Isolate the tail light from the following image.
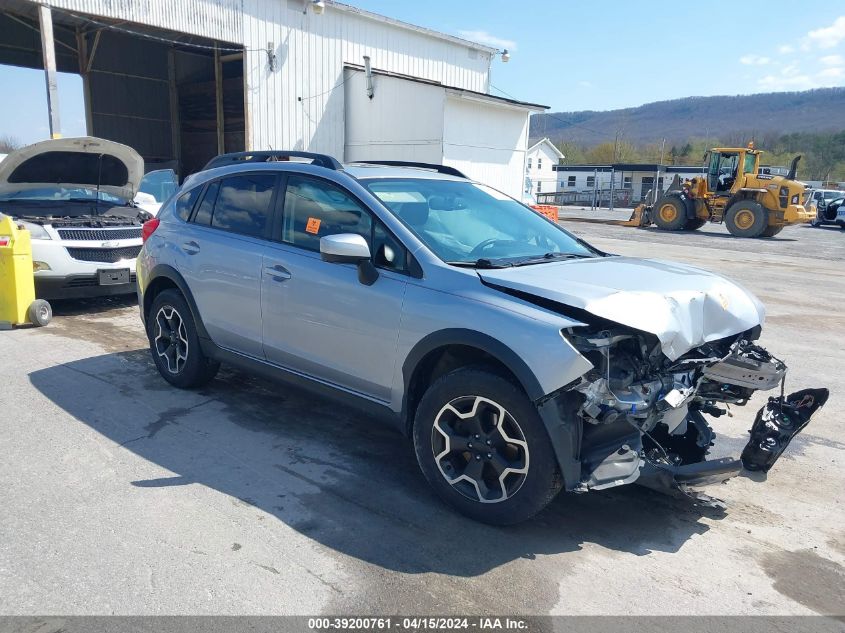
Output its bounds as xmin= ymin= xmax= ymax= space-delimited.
xmin=142 ymin=218 xmax=160 ymax=243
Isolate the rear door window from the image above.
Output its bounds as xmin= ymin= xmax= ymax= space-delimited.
xmin=210 ymin=174 xmax=276 ymax=238
xmin=193 ymin=181 xmax=219 ymax=226
xmin=175 ymin=187 xmax=200 ymax=221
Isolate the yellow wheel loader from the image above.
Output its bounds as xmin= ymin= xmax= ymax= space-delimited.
xmin=625 ymin=144 xmax=814 ymax=237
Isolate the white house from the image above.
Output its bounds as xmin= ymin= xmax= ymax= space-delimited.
xmin=551 ymin=163 xmax=705 ymax=204
xmin=0 ymin=0 xmax=547 ymax=197
xmin=525 ymin=138 xmax=564 ymax=196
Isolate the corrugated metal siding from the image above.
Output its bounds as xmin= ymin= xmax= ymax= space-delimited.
xmin=443 ymin=96 xmax=530 ymax=198
xmin=243 ymin=0 xmax=491 ymax=157
xmin=45 ymin=0 xmax=498 ymax=164
xmin=48 ymin=0 xmax=243 ymax=44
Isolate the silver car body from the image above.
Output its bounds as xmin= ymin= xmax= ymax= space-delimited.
xmin=138 ymin=160 xmax=786 ymax=496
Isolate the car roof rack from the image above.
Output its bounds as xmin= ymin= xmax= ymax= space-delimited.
xmin=354 ymin=160 xmax=467 ymax=179
xmin=203 ymin=151 xmax=343 ymax=172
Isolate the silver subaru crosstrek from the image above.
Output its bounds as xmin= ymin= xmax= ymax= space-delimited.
xmin=137 ymin=151 xmax=826 ymax=524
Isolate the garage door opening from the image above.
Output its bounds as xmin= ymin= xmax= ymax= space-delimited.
xmin=0 ymin=3 xmax=246 ymax=179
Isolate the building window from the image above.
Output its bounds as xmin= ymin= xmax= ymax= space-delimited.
xmin=527 ymin=157 xmax=532 ymax=170
xmin=537 ymin=158 xmax=543 ymax=170
xmin=567 ymin=176 xmax=576 ymax=187
xmin=586 ymin=176 xmax=595 ymax=188
xmin=623 ymin=176 xmax=632 ymax=189
xmin=640 ymin=176 xmax=654 ymax=200
xmin=536 ymin=181 xmax=542 ymax=193
xmin=560 ymin=181 xmax=565 ymax=189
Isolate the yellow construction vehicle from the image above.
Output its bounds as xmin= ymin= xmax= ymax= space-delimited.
xmin=625 ymin=143 xmax=814 ymax=237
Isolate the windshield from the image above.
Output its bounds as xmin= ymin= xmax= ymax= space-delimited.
xmin=365 ymin=178 xmax=594 ymax=266
xmin=0 ymin=186 xmax=126 ymax=204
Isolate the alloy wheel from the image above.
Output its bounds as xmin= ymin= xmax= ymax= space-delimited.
xmin=431 ymin=395 xmax=529 ymax=503
xmin=154 ymin=306 xmax=189 ymax=374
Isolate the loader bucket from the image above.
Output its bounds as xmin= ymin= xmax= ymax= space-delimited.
xmin=622 ymin=204 xmax=652 ymax=227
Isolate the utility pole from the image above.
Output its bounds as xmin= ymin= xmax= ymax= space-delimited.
xmin=655 ymin=137 xmax=666 ymax=197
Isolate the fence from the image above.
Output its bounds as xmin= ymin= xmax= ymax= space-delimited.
xmin=536 ymin=188 xmax=633 ymax=209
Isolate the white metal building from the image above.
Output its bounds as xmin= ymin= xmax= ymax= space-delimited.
xmin=525 ymin=137 xmax=563 ymax=195
xmin=0 ymin=0 xmax=546 ymax=197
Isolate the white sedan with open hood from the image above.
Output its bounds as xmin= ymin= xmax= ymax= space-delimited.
xmin=0 ymin=137 xmax=151 ymax=300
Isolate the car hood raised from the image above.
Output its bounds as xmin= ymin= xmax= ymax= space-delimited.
xmin=478 ymin=256 xmax=766 ymax=360
xmin=0 ymin=137 xmax=143 ymax=201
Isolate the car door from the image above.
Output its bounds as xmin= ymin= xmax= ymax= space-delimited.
xmin=261 ymin=174 xmax=408 ymax=402
xmin=178 ymin=172 xmax=279 ymax=359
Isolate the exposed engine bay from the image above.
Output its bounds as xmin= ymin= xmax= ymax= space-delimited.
xmin=5 ymin=202 xmax=151 ymax=228
xmin=561 ymin=325 xmax=827 ymax=506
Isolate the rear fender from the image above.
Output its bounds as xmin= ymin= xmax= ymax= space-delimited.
xmin=143 ymin=264 xmax=212 ymax=351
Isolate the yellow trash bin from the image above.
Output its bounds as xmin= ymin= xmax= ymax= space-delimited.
xmin=0 ymin=214 xmax=52 ymax=329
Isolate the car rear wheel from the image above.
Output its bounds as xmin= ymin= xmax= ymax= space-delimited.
xmin=147 ymin=289 xmax=219 ymax=389
xmin=413 ymin=367 xmax=562 ymax=525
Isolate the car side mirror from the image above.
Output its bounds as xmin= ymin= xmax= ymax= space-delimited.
xmin=319 ymin=233 xmax=379 ymax=285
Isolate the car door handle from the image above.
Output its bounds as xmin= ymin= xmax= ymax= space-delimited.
xmin=182 ymin=240 xmax=200 ymax=255
xmin=264 ymin=264 xmax=291 ymax=281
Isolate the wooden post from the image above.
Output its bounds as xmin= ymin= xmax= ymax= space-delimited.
xmin=76 ymin=29 xmax=94 ymax=135
xmin=38 ymin=5 xmax=61 ymax=139
xmin=214 ymin=44 xmax=225 ymax=154
xmin=242 ymin=50 xmax=251 ymax=151
xmin=168 ymin=49 xmax=182 ymax=176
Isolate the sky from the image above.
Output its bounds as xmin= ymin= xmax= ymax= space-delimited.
xmin=1 ymin=1 xmax=843 ymax=146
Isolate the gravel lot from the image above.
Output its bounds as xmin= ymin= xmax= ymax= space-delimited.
xmin=1 ymin=218 xmax=843 ymax=616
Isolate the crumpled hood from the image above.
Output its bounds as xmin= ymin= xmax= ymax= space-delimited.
xmin=479 ymin=256 xmax=766 ymax=360
xmin=0 ymin=137 xmax=143 ymax=201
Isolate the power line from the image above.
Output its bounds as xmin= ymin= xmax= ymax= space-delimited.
xmin=297 ymin=74 xmax=352 ymax=101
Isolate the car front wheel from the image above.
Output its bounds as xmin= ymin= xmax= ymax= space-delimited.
xmin=147 ymin=289 xmax=219 ymax=389
xmin=413 ymin=367 xmax=562 ymax=525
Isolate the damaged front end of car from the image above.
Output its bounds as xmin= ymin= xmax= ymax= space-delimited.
xmin=542 ymin=323 xmax=828 ymax=507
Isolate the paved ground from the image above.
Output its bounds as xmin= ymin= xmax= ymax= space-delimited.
xmin=1 ymin=219 xmax=843 ymax=616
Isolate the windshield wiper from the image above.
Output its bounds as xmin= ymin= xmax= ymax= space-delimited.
xmin=511 ymin=252 xmax=592 ymax=267
xmin=446 ymin=258 xmax=513 ymax=269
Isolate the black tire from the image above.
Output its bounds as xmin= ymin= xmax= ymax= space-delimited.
xmin=653 ymin=195 xmax=688 ymax=231
xmin=725 ymin=200 xmax=768 ymax=237
xmin=684 ymin=218 xmax=706 ymax=231
xmin=28 ymin=299 xmax=52 ymax=327
xmin=412 ymin=366 xmax=562 ymax=525
xmin=760 ymin=224 xmax=784 ymax=237
xmin=147 ymin=289 xmax=219 ymax=389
